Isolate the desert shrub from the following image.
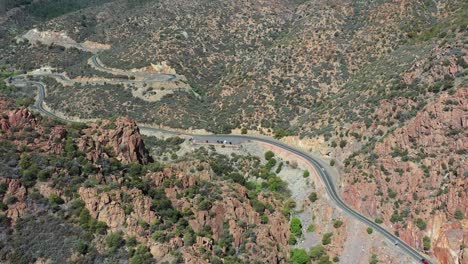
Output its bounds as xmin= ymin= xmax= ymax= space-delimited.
xmin=288 ymin=234 xmax=297 ymax=245
xmin=307 ymin=224 xmax=316 ymax=232
xmin=252 ymin=199 xmax=266 ymax=214
xmin=322 ymin=232 xmax=333 ymax=245
xmin=75 ymin=240 xmax=89 ymax=255
xmin=228 ymin=172 xmax=245 ymax=185
xmin=339 ymin=140 xmax=347 ymax=148
xmin=282 ymin=198 xmax=296 ymax=217
xmin=265 ymin=151 xmax=274 ymax=160
xmin=366 ymin=227 xmax=373 ymax=234
xmin=308 ymin=192 xmax=318 ymax=202
xmin=309 ymin=245 xmax=326 ymax=260
xmin=333 ymin=220 xmax=343 ymax=228
xmin=454 ymin=209 xmax=464 ymax=220
xmin=414 ymin=218 xmax=426 ymax=230
xmin=374 ymin=218 xmax=383 ymax=224
xmin=273 ymin=128 xmax=289 ymax=139
xmin=290 ymin=248 xmax=310 ymax=264
xmin=275 ymin=162 xmax=283 ymax=173
xmin=423 ymin=236 xmax=431 ymax=250
xmin=129 ymin=244 xmax=153 ymax=264
xmin=48 ymin=194 xmax=64 ymax=205
xmin=106 ymin=232 xmax=125 ymax=252
xmin=290 ymin=217 xmax=302 ymax=237
xmin=303 ymin=170 xmax=310 ymax=178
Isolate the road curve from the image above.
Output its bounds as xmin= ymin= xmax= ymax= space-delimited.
xmin=90 ymin=55 xmax=178 ymax=82
xmin=10 ymin=77 xmax=434 ymax=264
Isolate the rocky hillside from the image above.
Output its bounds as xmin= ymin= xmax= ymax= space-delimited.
xmin=0 ymin=0 xmax=466 ymax=263
xmin=0 ymin=98 xmax=293 ymax=263
xmin=343 ymin=88 xmax=467 ymax=263
xmin=1 ymin=0 xmax=465 ymax=133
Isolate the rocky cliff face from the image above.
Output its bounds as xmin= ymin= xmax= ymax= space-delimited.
xmin=343 ymin=88 xmax=467 ymax=264
xmin=79 ymin=160 xmax=290 ymax=263
xmin=77 ymin=117 xmax=151 ymax=164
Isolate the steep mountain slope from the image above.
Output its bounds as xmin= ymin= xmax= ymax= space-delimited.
xmin=0 ymin=99 xmax=292 ymax=263
xmin=343 ymin=88 xmax=467 ymax=263
xmin=0 ymin=0 xmax=466 ymax=263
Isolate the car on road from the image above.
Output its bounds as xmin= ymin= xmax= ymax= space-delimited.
xmin=421 ymin=259 xmax=429 ymax=264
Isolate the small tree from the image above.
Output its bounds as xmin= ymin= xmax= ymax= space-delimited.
xmin=309 ymin=192 xmax=318 ymax=202
xmin=241 ymin=128 xmax=247 ymax=134
xmin=367 ymin=227 xmax=373 ymax=234
xmin=265 ymin=151 xmax=274 ymax=160
xmin=303 ymin=170 xmax=310 ymax=178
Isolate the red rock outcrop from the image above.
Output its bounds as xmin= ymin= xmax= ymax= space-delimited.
xmin=76 ymin=117 xmax=151 ymax=164
xmin=343 ymin=88 xmax=467 ymax=264
xmin=1 ymin=178 xmax=27 ymax=223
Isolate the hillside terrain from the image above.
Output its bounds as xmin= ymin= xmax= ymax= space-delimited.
xmin=0 ymin=0 xmax=466 ymax=263
xmin=0 ymin=98 xmax=292 ymax=263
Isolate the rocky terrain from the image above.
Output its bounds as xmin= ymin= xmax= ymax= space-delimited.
xmin=0 ymin=97 xmax=294 ymax=263
xmin=343 ymin=88 xmax=467 ymax=263
xmin=0 ymin=0 xmax=466 ymax=263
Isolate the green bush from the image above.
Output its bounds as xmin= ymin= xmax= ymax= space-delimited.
xmin=290 ymin=217 xmax=302 ymax=237
xmin=130 ymin=244 xmax=153 ymax=264
xmin=282 ymin=198 xmax=296 ymax=218
xmin=423 ymin=236 xmax=431 ymax=250
xmin=273 ymin=128 xmax=289 ymax=139
xmin=265 ymin=151 xmax=274 ymax=160
xmin=374 ymin=218 xmax=383 ymax=224
xmin=198 ymin=199 xmax=213 ymax=210
xmin=454 ymin=209 xmax=464 ymax=220
xmin=308 ymin=192 xmax=318 ymax=202
xmin=366 ymin=227 xmax=373 ymax=234
xmin=105 ymin=232 xmax=124 ymax=252
xmin=252 ymin=199 xmax=266 ymax=214
xmin=322 ymin=232 xmax=333 ymax=245
xmin=48 ymin=194 xmax=64 ymax=205
xmin=309 ymin=245 xmax=326 ymax=260
xmin=414 ymin=218 xmax=426 ymax=230
xmin=339 ymin=140 xmax=347 ymax=148
xmin=275 ymin=162 xmax=283 ymax=173
xmin=307 ymin=224 xmax=316 ymax=232
xmin=333 ymin=220 xmax=343 ymax=228
xmin=290 ymin=248 xmax=310 ymax=264
xmin=303 ymin=170 xmax=310 ymax=178
xmin=75 ymin=240 xmax=89 ymax=255
xmin=288 ymin=234 xmax=297 ymax=245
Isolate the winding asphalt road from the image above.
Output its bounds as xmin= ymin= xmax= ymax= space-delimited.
xmin=90 ymin=55 xmax=178 ymax=82
xmin=9 ymin=63 xmax=434 ymax=264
